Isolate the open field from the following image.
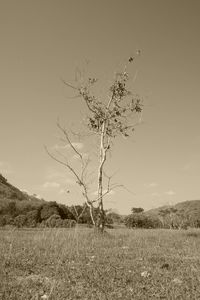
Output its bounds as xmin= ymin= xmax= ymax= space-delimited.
xmin=0 ymin=228 xmax=200 ymax=299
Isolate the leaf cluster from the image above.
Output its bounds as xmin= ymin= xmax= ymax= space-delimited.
xmin=78 ymin=71 xmax=143 ymax=138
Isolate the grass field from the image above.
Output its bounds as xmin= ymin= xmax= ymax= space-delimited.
xmin=0 ymin=227 xmax=200 ymax=299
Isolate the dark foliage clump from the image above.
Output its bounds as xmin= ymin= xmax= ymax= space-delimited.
xmin=125 ymin=212 xmax=162 ymax=229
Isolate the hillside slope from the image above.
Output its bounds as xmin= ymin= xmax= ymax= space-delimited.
xmin=0 ymin=174 xmax=96 ymax=228
xmin=146 ymin=200 xmax=200 ymax=224
xmin=0 ymin=173 xmax=44 ymax=209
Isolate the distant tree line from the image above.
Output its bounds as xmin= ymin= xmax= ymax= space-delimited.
xmin=125 ymin=208 xmax=162 ymax=229
xmin=0 ymin=174 xmax=127 ymax=229
xmin=157 ymin=207 xmax=200 ymax=229
xmin=1 ymin=201 xmax=200 ymax=229
xmin=0 ymin=198 xmax=125 ymax=229
xmin=125 ymin=207 xmax=200 ymax=229
xmin=0 ymin=200 xmax=75 ymax=228
xmin=2 ymin=174 xmax=200 ymax=230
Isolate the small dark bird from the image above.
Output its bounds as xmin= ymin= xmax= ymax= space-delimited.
xmin=161 ymin=263 xmax=170 ymax=270
xmin=128 ymin=57 xmax=134 ymax=63
xmin=66 ymin=190 xmax=70 ymax=193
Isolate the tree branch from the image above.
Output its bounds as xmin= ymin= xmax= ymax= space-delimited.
xmin=57 ymin=120 xmax=83 ymax=161
xmin=60 ymin=78 xmax=78 ymax=90
xmin=44 ymin=145 xmax=83 ymax=187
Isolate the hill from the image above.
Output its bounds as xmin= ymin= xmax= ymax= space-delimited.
xmin=146 ymin=200 xmax=200 ymax=217
xmin=0 ymin=173 xmax=77 ymax=227
xmin=0 ymin=173 xmax=45 ymax=210
xmin=146 ymin=200 xmax=200 ymax=228
xmin=0 ymin=174 xmax=102 ymax=228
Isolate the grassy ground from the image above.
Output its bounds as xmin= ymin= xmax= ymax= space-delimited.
xmin=0 ymin=227 xmax=200 ymax=299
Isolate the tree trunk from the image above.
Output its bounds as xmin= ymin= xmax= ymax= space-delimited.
xmin=96 ymin=168 xmax=105 ymax=232
xmin=96 ymin=123 xmax=106 ymax=233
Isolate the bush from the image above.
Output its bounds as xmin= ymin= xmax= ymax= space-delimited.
xmin=10 ymin=191 xmax=20 ymax=200
xmin=40 ymin=202 xmax=60 ymax=221
xmin=0 ymin=215 xmax=6 ymax=226
xmin=62 ymin=219 xmax=76 ymax=228
xmin=26 ymin=210 xmax=40 ymax=227
xmin=14 ymin=214 xmax=27 ymax=228
xmin=58 ymin=204 xmax=75 ymax=220
xmin=0 ymin=174 xmax=8 ymax=185
xmin=1 ymin=214 xmax=14 ymax=226
xmin=106 ymin=212 xmax=124 ymax=224
xmin=125 ymin=213 xmax=162 ymax=229
xmin=45 ymin=214 xmax=62 ymax=227
xmin=0 ymin=189 xmax=6 ymax=196
xmin=40 ymin=215 xmax=76 ymax=228
xmin=6 ymin=201 xmax=17 ymax=216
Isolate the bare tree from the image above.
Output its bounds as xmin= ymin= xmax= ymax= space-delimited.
xmin=46 ymin=53 xmax=143 ymax=232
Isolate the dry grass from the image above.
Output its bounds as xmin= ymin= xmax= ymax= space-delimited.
xmin=0 ymin=227 xmax=200 ymax=299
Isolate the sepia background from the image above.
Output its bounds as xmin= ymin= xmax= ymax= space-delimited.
xmin=0 ymin=0 xmax=200 ymax=214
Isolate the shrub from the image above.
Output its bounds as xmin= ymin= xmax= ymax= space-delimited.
xmin=2 ymin=214 xmax=14 ymax=226
xmin=40 ymin=215 xmax=76 ymax=228
xmin=0 ymin=174 xmax=8 ymax=185
xmin=10 ymin=191 xmax=19 ymax=200
xmin=26 ymin=210 xmax=40 ymax=227
xmin=45 ymin=214 xmax=62 ymax=227
xmin=125 ymin=213 xmax=161 ymax=229
xmin=0 ymin=215 xmax=6 ymax=226
xmin=14 ymin=214 xmax=27 ymax=228
xmin=106 ymin=212 xmax=124 ymax=224
xmin=62 ymin=219 xmax=76 ymax=228
xmin=58 ymin=204 xmax=75 ymax=220
xmin=40 ymin=202 xmax=60 ymax=221
xmin=131 ymin=207 xmax=144 ymax=214
xmin=6 ymin=201 xmax=17 ymax=216
xmin=0 ymin=189 xmax=6 ymax=196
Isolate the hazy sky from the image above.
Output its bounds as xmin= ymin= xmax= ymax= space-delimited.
xmin=0 ymin=0 xmax=200 ymax=214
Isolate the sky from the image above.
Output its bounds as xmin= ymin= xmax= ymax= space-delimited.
xmin=0 ymin=0 xmax=200 ymax=214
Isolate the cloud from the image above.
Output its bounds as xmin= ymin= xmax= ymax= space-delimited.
xmin=0 ymin=161 xmax=13 ymax=175
xmin=42 ymin=181 xmax=60 ymax=189
xmin=46 ymin=170 xmax=64 ymax=180
xmin=72 ymin=152 xmax=89 ymax=160
xmin=108 ymin=190 xmax=115 ymax=195
xmin=151 ymin=192 xmax=160 ymax=197
xmin=53 ymin=142 xmax=84 ymax=151
xmin=70 ymin=142 xmax=84 ymax=150
xmin=105 ymin=199 xmax=117 ymax=205
xmin=165 ymin=190 xmax=176 ymax=196
xmin=46 ymin=169 xmax=75 ymax=185
xmin=92 ymin=191 xmax=98 ymax=196
xmin=65 ymin=178 xmax=75 ymax=185
xmin=182 ymin=163 xmax=192 ymax=171
xmin=59 ymin=189 xmax=66 ymax=194
xmin=146 ymin=182 xmax=158 ymax=188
